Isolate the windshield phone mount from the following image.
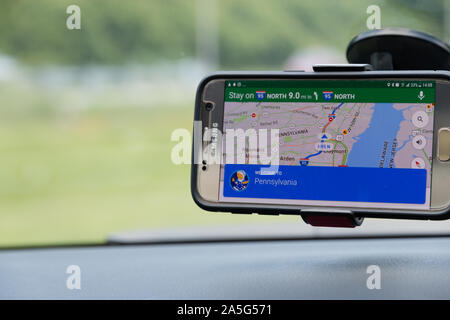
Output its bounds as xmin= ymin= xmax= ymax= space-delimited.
xmin=346 ymin=28 xmax=450 ymax=71
xmin=299 ymin=28 xmax=449 ymax=228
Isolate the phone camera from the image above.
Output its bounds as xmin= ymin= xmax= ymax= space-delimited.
xmin=205 ymin=103 xmax=214 ymax=112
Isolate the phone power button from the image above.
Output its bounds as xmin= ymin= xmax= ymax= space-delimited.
xmin=438 ymin=128 xmax=450 ymax=162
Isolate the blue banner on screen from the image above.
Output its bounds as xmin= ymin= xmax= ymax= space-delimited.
xmin=223 ymin=164 xmax=427 ymax=204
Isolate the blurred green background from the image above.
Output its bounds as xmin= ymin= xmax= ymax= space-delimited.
xmin=0 ymin=0 xmax=446 ymax=246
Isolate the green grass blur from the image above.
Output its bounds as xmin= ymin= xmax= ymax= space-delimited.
xmin=0 ymin=86 xmax=298 ymax=247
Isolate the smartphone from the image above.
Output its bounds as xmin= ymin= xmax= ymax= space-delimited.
xmin=191 ymin=71 xmax=450 ymax=220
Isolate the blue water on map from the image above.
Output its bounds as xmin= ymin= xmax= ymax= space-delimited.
xmin=347 ymin=103 xmax=403 ymax=168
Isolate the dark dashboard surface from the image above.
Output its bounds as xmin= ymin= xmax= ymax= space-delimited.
xmin=1 ymin=236 xmax=450 ymax=299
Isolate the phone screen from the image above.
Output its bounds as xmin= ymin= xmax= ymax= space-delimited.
xmin=219 ymin=79 xmax=436 ymax=210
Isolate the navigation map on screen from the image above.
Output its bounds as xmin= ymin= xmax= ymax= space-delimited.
xmin=219 ymin=80 xmax=435 ymax=210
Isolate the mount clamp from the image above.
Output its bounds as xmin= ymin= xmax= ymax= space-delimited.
xmin=301 ymin=211 xmax=364 ymax=228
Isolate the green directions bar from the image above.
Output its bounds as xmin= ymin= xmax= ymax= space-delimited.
xmin=225 ymin=80 xmax=435 ymax=103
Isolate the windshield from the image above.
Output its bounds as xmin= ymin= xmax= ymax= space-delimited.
xmin=0 ymin=0 xmax=447 ymax=247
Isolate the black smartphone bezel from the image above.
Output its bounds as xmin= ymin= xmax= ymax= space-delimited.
xmin=191 ymin=70 xmax=450 ymax=221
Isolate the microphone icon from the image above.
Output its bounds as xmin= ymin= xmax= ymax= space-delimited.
xmin=418 ymin=91 xmax=425 ymax=100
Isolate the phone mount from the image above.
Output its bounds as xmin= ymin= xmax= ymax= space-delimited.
xmin=347 ymin=28 xmax=450 ymax=70
xmin=301 ymin=28 xmax=450 ymax=228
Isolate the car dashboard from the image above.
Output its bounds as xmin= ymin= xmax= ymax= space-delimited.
xmin=2 ymin=220 xmax=450 ymax=299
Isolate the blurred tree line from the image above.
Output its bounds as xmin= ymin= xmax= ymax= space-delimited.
xmin=0 ymin=0 xmax=445 ymax=68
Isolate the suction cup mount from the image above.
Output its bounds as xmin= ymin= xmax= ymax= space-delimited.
xmin=346 ymin=28 xmax=450 ymax=70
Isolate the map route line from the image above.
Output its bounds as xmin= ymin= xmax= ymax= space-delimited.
xmin=304 ymin=102 xmax=345 ymax=162
xmin=304 ymin=151 xmax=322 ymax=159
xmin=331 ymin=102 xmax=345 ymax=115
xmin=322 ymin=102 xmax=344 ymax=133
xmin=322 ymin=121 xmax=331 ymax=133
